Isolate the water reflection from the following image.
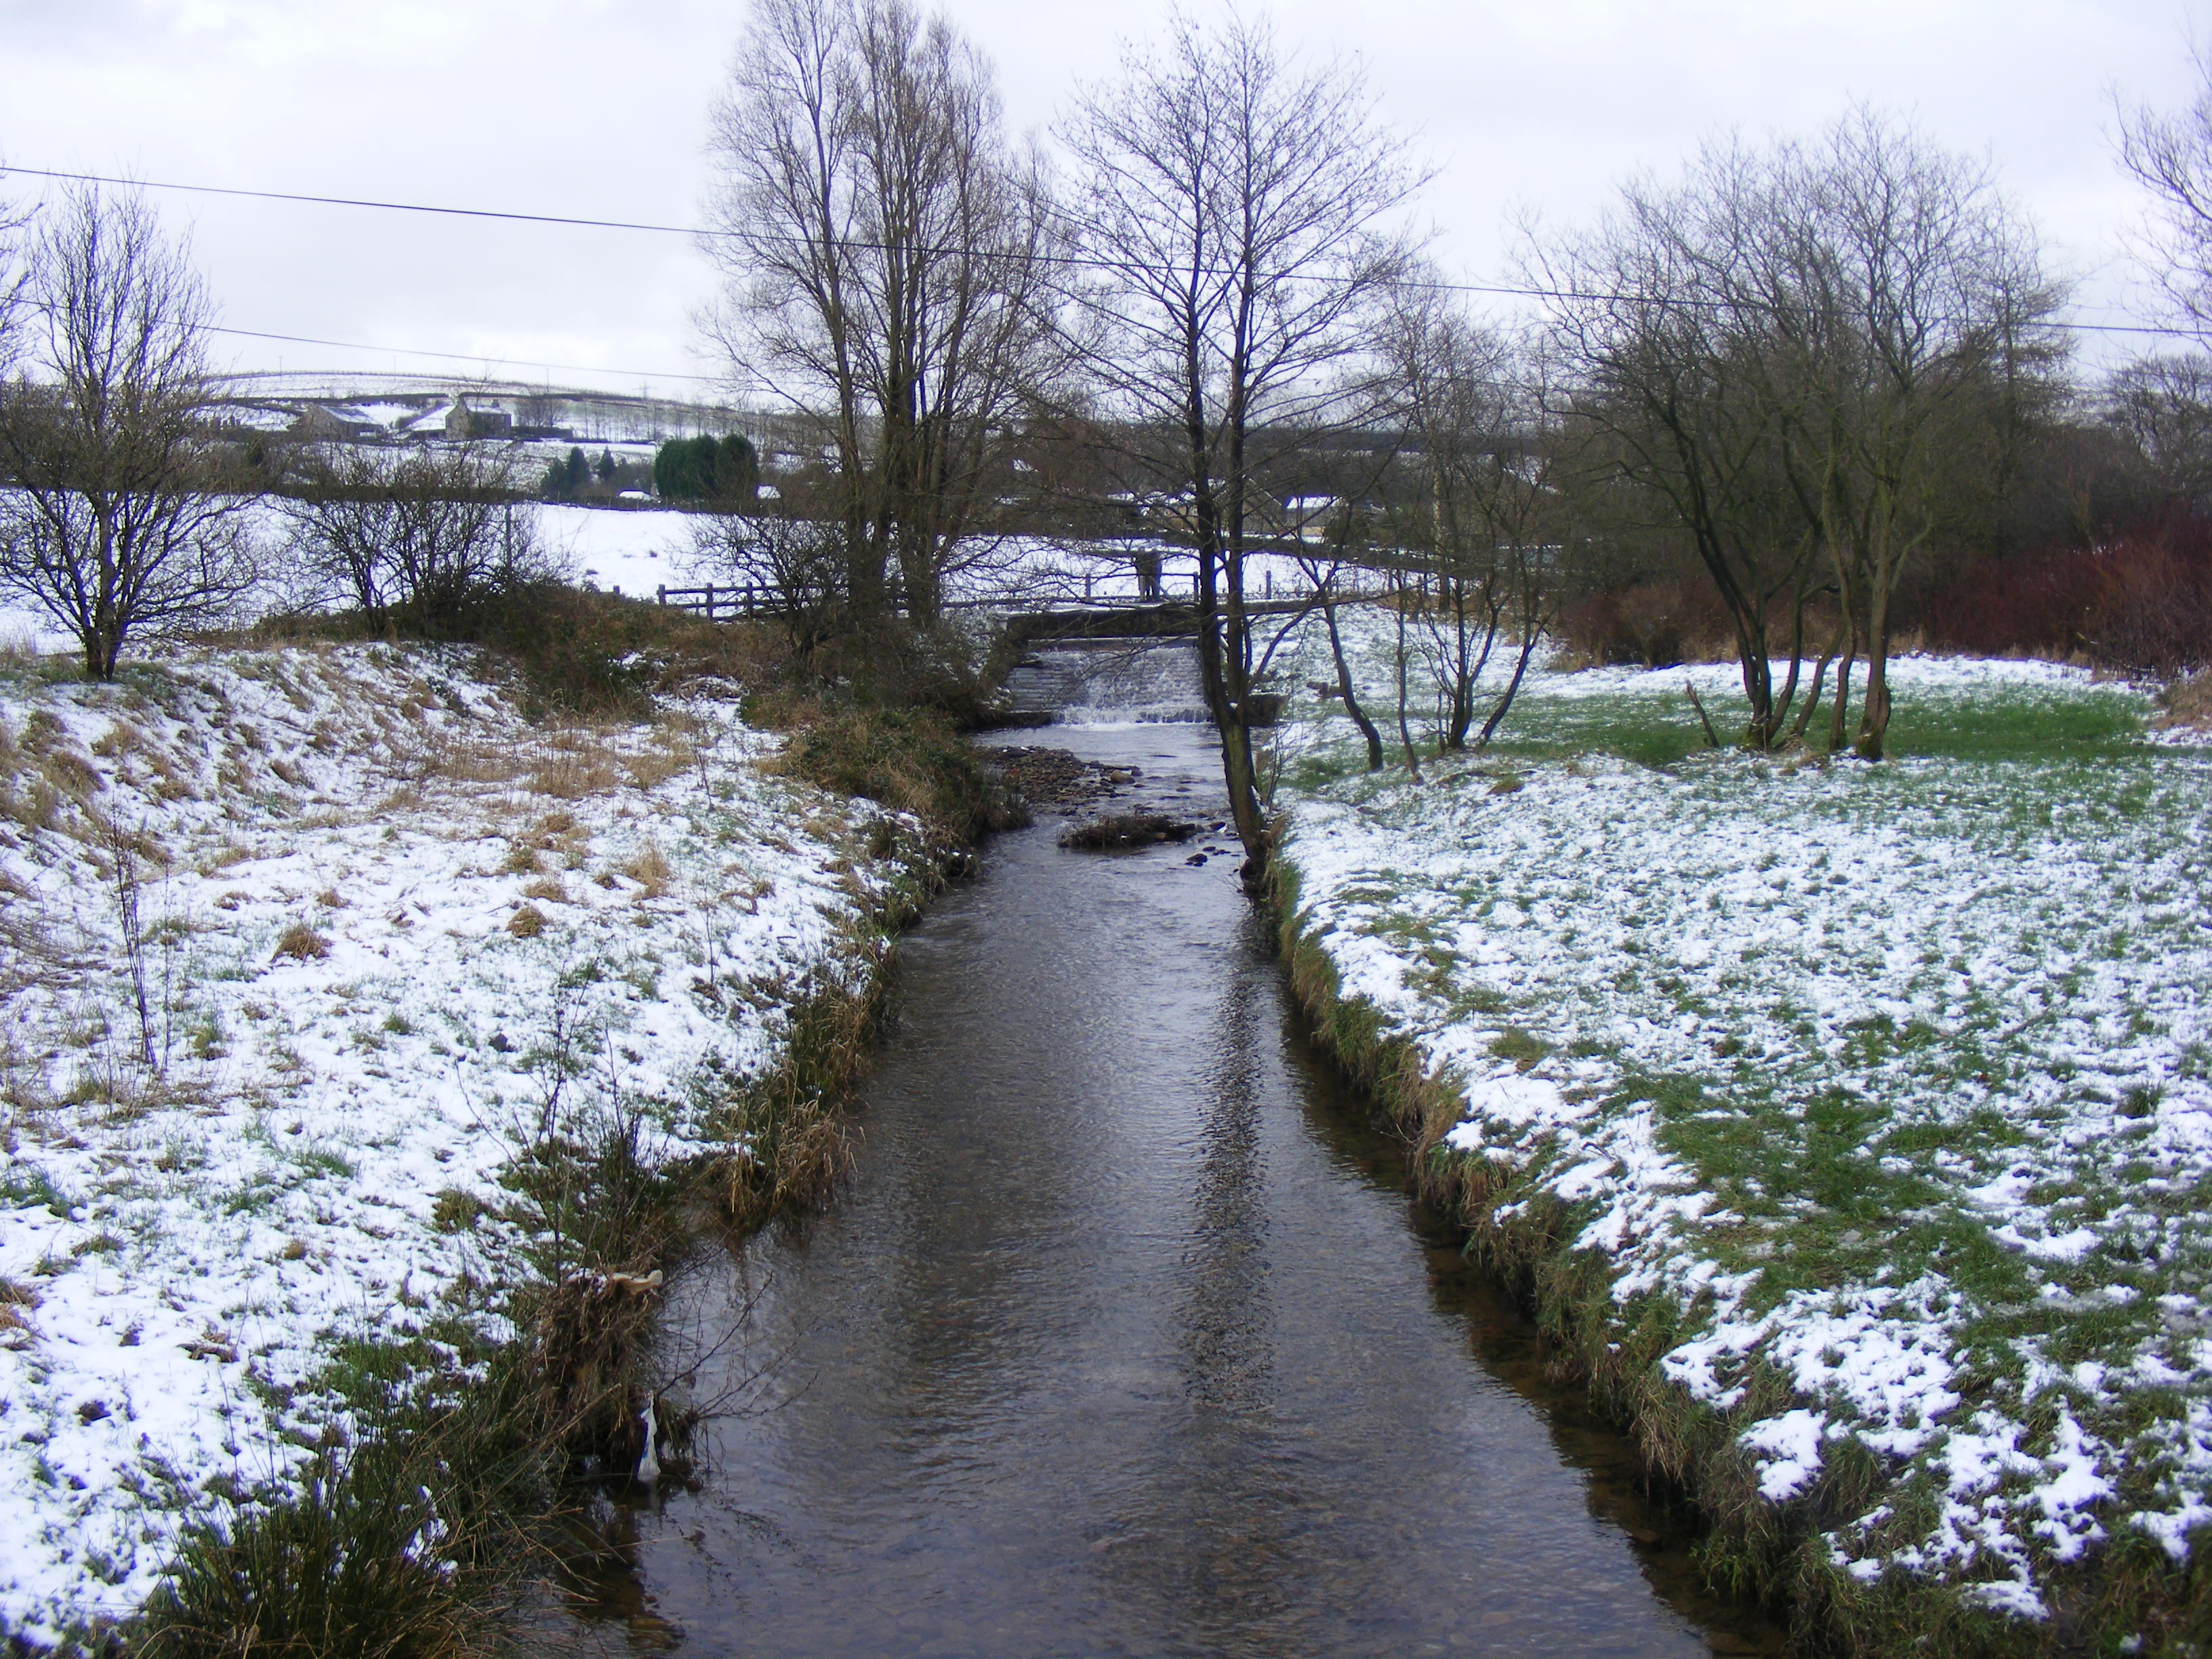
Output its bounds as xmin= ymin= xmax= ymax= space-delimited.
xmin=565 ymin=719 xmax=1782 ymax=1657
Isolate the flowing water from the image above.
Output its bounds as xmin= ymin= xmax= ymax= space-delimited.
xmin=569 ymin=649 xmax=1781 ymax=1656
xmin=1000 ymin=638 xmax=1212 ymax=725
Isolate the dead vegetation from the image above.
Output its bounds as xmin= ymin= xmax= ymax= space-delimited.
xmin=2157 ymin=668 xmax=2212 ymax=731
xmin=1059 ymin=813 xmax=1198 ymax=850
xmin=272 ymin=922 xmax=330 ymax=961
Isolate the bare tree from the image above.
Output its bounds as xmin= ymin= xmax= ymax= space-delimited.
xmin=690 ymin=498 xmax=847 ymax=652
xmin=285 ymin=446 xmax=533 ymax=627
xmin=1298 ymin=552 xmax=1387 ymax=771
xmin=1534 ymin=140 xmax=1824 ymax=752
xmin=1059 ymin=9 xmax=1420 ymax=881
xmin=1773 ymin=112 xmax=2066 ymax=758
xmin=0 ymin=185 xmax=253 ymax=680
xmin=703 ymin=0 xmax=1057 ymax=631
xmin=1537 ymin=115 xmax=2060 ymax=758
xmin=1382 ymin=282 xmax=1565 ymax=753
xmin=2118 ymin=42 xmax=2212 ymax=342
xmin=2108 ymin=353 xmax=2212 ymax=507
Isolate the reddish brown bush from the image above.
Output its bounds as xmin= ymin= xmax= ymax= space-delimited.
xmin=1554 ymin=580 xmax=1738 ymax=667
xmin=1918 ymin=514 xmax=2212 ymax=675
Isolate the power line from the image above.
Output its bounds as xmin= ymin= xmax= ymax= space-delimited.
xmin=205 ymin=324 xmax=720 ymax=385
xmin=3 ymin=160 xmax=2202 ymax=345
xmin=0 ymin=165 xmax=700 ymax=239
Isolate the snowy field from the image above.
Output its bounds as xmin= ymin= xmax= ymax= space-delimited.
xmin=544 ymin=511 xmax=1328 ymax=613
xmin=1271 ymin=626 xmax=2212 ymax=1633
xmin=0 ymin=642 xmax=915 ymax=1643
xmin=0 ymin=500 xmax=1323 ymax=650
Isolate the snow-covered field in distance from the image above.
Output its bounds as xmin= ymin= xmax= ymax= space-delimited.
xmin=0 ymin=499 xmax=1339 ymax=657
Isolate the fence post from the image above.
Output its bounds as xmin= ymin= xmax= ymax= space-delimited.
xmin=656 ymin=584 xmax=666 ymax=607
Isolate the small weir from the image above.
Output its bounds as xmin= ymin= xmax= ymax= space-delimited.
xmin=568 ymin=643 xmax=1780 ymax=1656
xmin=1001 ymin=639 xmax=1211 ymax=726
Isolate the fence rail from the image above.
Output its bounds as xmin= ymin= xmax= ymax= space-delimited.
xmin=655 ymin=583 xmax=781 ymax=621
xmin=658 ymin=566 xmax=1332 ymax=622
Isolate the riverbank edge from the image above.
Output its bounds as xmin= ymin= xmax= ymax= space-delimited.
xmin=127 ymin=849 xmax=962 ymax=1657
xmin=1261 ymin=852 xmax=2202 ymax=1659
xmin=100 ymin=712 xmax=991 ymax=1656
xmin=438 ymin=798 xmax=979 ymax=1641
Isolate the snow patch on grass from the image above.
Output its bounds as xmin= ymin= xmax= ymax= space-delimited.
xmin=0 ymin=642 xmax=906 ymax=1642
xmin=1275 ymin=638 xmax=2212 ymax=1623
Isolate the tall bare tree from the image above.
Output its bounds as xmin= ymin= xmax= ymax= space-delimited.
xmin=1536 ymin=142 xmax=1822 ymax=750
xmin=1059 ymin=9 xmax=1420 ymax=881
xmin=1776 ymin=112 xmax=2064 ymax=757
xmin=0 ymin=186 xmax=253 ymax=680
xmin=1538 ymin=115 xmax=2060 ymax=757
xmin=703 ymin=0 xmax=1056 ymax=631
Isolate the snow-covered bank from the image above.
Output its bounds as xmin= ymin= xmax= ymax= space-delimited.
xmin=0 ymin=642 xmax=923 ymax=1643
xmin=1270 ymin=640 xmax=2212 ymax=1650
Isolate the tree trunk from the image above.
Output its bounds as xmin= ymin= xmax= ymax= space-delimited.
xmin=1791 ymin=611 xmax=1849 ymax=743
xmin=1475 ymin=621 xmax=1541 ymax=750
xmin=1855 ymin=580 xmax=1893 ymax=760
xmin=1393 ymin=588 xmax=1423 ymax=781
xmin=1323 ymin=594 xmax=1385 ymax=770
xmin=1828 ymin=644 xmax=1856 ymax=754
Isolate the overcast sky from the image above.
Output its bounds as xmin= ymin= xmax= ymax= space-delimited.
xmin=1 ymin=0 xmax=2203 ymax=401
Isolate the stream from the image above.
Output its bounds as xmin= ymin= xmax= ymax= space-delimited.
xmin=568 ymin=648 xmax=1781 ymax=1656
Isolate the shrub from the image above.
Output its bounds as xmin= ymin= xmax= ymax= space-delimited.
xmin=1553 ymin=579 xmax=1738 ymax=667
xmin=439 ymin=581 xmax=799 ymax=720
xmin=777 ymin=701 xmax=1021 ymax=839
xmin=1917 ymin=513 xmax=2212 ymax=674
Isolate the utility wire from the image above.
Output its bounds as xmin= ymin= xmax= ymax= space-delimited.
xmin=4 ymin=161 xmax=2200 ymax=342
xmin=204 ymin=324 xmax=720 ymax=386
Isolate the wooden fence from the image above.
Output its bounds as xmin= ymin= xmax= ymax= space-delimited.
xmin=654 ymin=583 xmax=781 ymax=621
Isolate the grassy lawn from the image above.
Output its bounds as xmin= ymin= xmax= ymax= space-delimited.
xmin=1272 ymin=634 xmax=2212 ymax=1647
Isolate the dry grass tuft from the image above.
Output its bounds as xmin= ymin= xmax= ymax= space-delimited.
xmin=621 ymin=738 xmax=693 ymax=792
xmin=272 ymin=923 xmax=331 ymax=962
xmin=520 ymin=876 xmax=569 ymax=905
xmin=2158 ymin=669 xmax=2212 ymax=731
xmin=527 ymin=730 xmax=623 ymax=799
xmin=197 ymin=843 xmax=254 ymax=877
xmin=89 ymin=720 xmax=144 ymax=760
xmin=620 ymin=840 xmax=672 ymax=898
xmin=422 ymin=738 xmax=527 ymax=790
xmin=506 ymin=904 xmax=548 ymax=939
